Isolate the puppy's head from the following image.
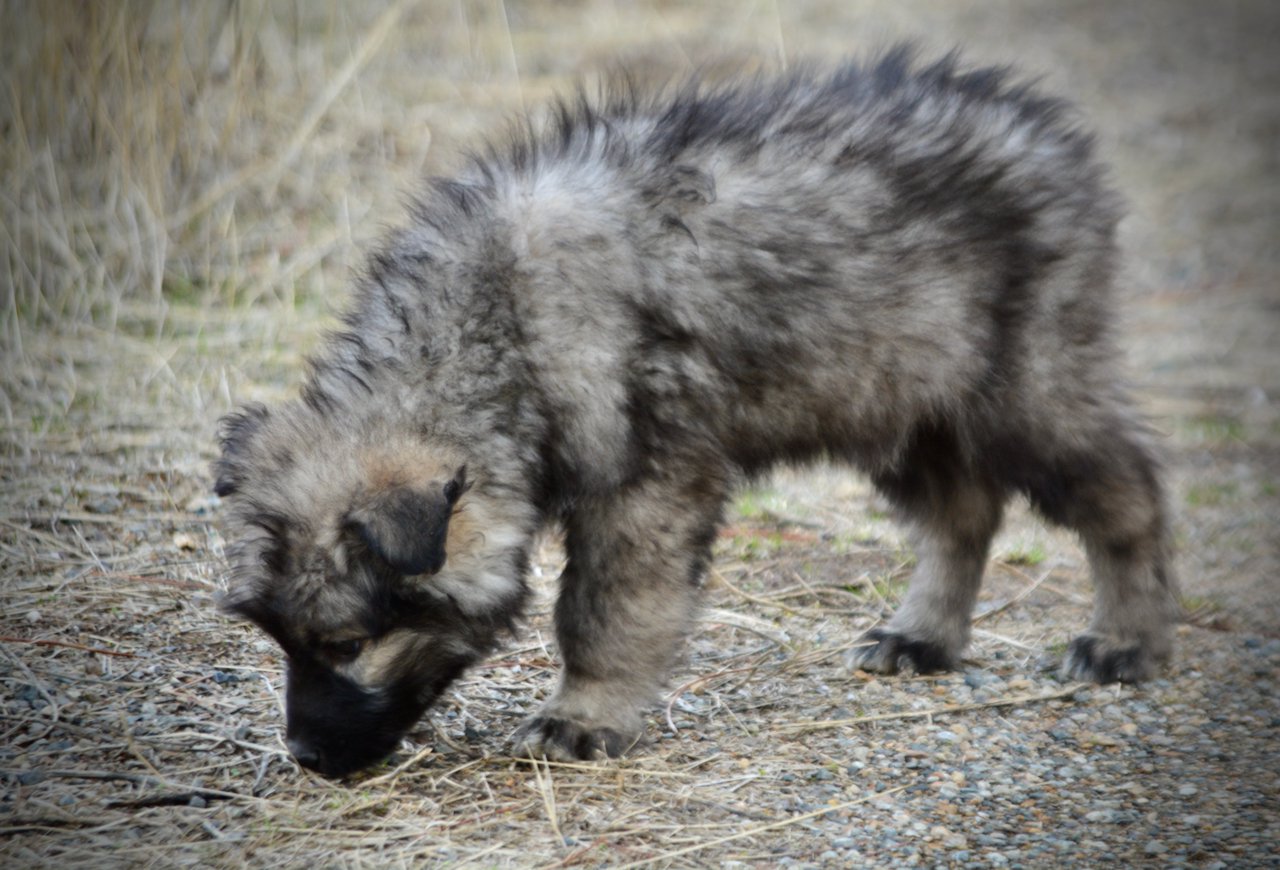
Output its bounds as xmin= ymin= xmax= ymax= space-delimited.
xmin=213 ymin=403 xmax=526 ymax=776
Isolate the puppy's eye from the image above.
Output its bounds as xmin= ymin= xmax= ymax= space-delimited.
xmin=323 ymin=638 xmax=366 ymax=662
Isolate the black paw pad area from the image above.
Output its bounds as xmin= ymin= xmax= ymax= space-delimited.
xmin=518 ymin=717 xmax=631 ymax=760
xmin=858 ymin=628 xmax=954 ymax=675
xmin=1065 ymin=636 xmax=1149 ymax=684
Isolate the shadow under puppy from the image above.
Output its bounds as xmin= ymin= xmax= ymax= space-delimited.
xmin=214 ymin=46 xmax=1178 ymax=777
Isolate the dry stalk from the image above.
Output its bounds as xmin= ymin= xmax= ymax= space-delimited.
xmin=708 ymin=566 xmax=799 ymax=615
xmin=775 ymin=685 xmax=1082 ymax=734
xmin=506 ymin=756 xmax=692 ymax=780
xmin=611 ymin=785 xmax=908 ymax=869
xmin=529 ymin=756 xmax=565 ymax=848
xmin=974 ymin=563 xmax=1056 ymax=623
xmin=0 ymin=636 xmax=136 ymax=658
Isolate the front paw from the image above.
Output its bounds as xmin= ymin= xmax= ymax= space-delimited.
xmin=845 ymin=628 xmax=956 ymax=675
xmin=512 ymin=716 xmax=637 ymax=762
xmin=1064 ymin=634 xmax=1163 ymax=684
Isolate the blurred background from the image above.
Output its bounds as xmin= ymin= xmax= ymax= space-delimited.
xmin=3 ymin=1 xmax=1275 ymax=332
xmin=3 ymin=0 xmax=1275 ymax=621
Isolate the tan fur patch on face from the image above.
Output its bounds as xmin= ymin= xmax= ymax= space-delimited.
xmin=443 ymin=500 xmax=483 ymax=557
xmin=358 ymin=440 xmax=466 ymax=495
xmin=345 ymin=628 xmax=423 ymax=688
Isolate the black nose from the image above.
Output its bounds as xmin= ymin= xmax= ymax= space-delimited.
xmin=286 ymin=737 xmax=323 ymax=772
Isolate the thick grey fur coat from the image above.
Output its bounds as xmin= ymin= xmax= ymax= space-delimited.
xmin=215 ymin=47 xmax=1177 ymax=776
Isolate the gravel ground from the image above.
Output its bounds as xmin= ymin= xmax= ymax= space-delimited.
xmin=768 ymin=632 xmax=1280 ymax=867
xmin=675 ymin=467 xmax=1280 ymax=868
xmin=2 ymin=1 xmax=1277 ymax=866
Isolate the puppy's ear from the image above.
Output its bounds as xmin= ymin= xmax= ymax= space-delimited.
xmin=349 ymin=466 xmax=468 ymax=576
xmin=217 ymin=583 xmax=267 ymax=623
xmin=213 ymin=403 xmax=271 ymax=496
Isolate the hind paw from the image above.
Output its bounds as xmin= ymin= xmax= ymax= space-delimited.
xmin=1064 ymin=634 xmax=1163 ymax=683
xmin=845 ymin=628 xmax=956 ymax=675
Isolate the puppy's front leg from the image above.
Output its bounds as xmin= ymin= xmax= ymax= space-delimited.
xmin=514 ymin=471 xmax=724 ymax=760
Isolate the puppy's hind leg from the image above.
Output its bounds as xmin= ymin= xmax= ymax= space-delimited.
xmin=849 ymin=425 xmax=1005 ymax=675
xmin=1042 ymin=420 xmax=1178 ymax=683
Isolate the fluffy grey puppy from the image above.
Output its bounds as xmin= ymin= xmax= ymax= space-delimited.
xmin=214 ymin=47 xmax=1177 ymax=776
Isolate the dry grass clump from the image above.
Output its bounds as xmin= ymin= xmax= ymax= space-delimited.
xmin=4 ymin=1 xmax=260 ymax=325
xmin=1 ymin=1 xmax=475 ymax=343
xmin=0 ymin=0 xmax=770 ymax=342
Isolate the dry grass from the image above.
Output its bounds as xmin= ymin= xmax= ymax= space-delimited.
xmin=0 ymin=447 xmax=1093 ymax=866
xmin=2 ymin=1 xmax=1277 ymax=866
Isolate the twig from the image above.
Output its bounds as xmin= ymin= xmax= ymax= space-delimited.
xmin=430 ymin=719 xmax=479 ymax=757
xmin=700 ymin=607 xmax=790 ymax=646
xmin=504 ymin=756 xmax=692 ymax=780
xmin=664 ymin=662 xmax=767 ymax=735
xmin=612 ymin=785 xmax=908 ymax=869
xmin=971 ymin=627 xmax=1044 ymax=653
xmin=457 ymin=840 xmax=511 ymax=867
xmin=0 ymin=635 xmax=135 ymax=658
xmin=0 ymin=768 xmax=251 ymax=804
xmin=362 ymin=743 xmax=436 ymax=787
xmin=973 ymin=564 xmax=1055 ymax=623
xmin=105 ymin=791 xmax=234 ymax=809
xmin=0 ymin=817 xmax=120 ymax=835
xmin=1 ymin=644 xmax=60 ymax=739
xmin=529 ymin=756 xmax=563 ymax=848
xmin=708 ymin=568 xmax=797 ymax=615
xmin=120 ymin=708 xmax=164 ymax=780
xmin=2 ymin=511 xmax=200 ymax=526
xmin=775 ymin=685 xmax=1082 ymax=733
xmin=495 ymin=0 xmax=525 ymax=114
